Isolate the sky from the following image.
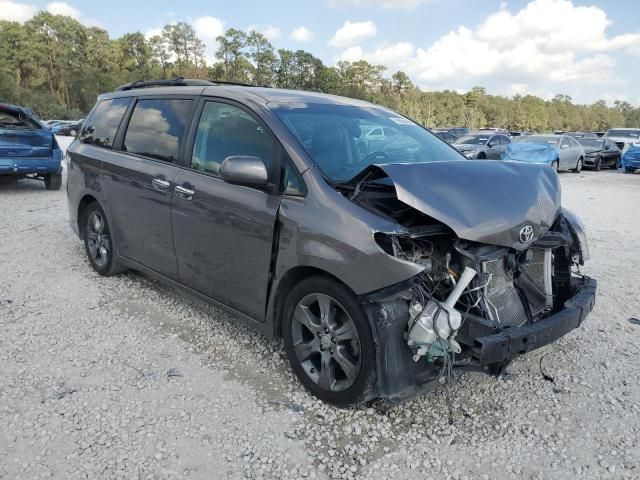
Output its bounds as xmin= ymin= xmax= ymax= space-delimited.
xmin=2 ymin=0 xmax=640 ymax=105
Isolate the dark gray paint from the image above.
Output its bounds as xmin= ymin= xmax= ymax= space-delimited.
xmin=374 ymin=160 xmax=561 ymax=249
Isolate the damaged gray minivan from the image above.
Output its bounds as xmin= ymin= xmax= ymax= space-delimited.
xmin=67 ymin=79 xmax=597 ymax=406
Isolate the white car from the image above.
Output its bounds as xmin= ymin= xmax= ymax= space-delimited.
xmin=604 ymin=128 xmax=640 ymax=154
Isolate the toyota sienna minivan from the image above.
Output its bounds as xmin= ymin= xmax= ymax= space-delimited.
xmin=67 ymin=78 xmax=596 ymax=407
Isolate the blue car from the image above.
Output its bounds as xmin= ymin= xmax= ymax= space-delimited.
xmin=621 ymin=144 xmax=640 ymax=173
xmin=0 ymin=103 xmax=63 ymax=189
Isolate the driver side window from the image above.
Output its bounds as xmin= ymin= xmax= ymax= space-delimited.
xmin=191 ymin=101 xmax=275 ymax=177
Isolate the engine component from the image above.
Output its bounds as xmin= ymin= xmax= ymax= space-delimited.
xmin=482 ymin=257 xmax=528 ymax=326
xmin=407 ymin=267 xmax=477 ymax=360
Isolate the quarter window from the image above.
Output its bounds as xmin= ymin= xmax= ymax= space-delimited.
xmin=80 ymin=97 xmax=130 ymax=148
xmin=191 ymin=101 xmax=275 ymax=177
xmin=123 ymin=99 xmax=193 ymax=163
xmin=280 ymin=151 xmax=307 ymax=196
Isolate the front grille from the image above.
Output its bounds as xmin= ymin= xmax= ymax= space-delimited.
xmin=615 ymin=142 xmax=625 ymax=150
xmin=483 ymin=258 xmax=528 ymax=327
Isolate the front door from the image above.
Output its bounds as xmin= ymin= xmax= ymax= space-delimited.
xmin=171 ymin=100 xmax=281 ymax=320
xmin=103 ymin=97 xmax=194 ymax=279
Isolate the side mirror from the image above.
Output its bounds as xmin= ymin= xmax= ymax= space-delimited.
xmin=220 ymin=156 xmax=268 ymax=187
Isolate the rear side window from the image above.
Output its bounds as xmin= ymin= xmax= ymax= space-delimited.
xmin=191 ymin=101 xmax=275 ymax=176
xmin=0 ymin=109 xmax=39 ymax=130
xmin=80 ymin=97 xmax=130 ymax=147
xmin=123 ymin=99 xmax=193 ymax=163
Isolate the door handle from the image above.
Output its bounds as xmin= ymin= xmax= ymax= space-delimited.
xmin=175 ymin=185 xmax=195 ymax=200
xmin=151 ymin=177 xmax=171 ymax=192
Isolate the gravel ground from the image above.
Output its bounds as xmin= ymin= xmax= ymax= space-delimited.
xmin=0 ymin=169 xmax=638 ymax=480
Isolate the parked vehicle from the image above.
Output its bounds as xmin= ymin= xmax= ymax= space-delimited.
xmin=507 ymin=135 xmax=585 ymax=172
xmin=446 ymin=127 xmax=469 ymax=137
xmin=621 ymin=144 xmax=640 ymax=173
xmin=452 ymin=132 xmax=511 ymax=159
xmin=431 ymin=129 xmax=458 ymax=144
xmin=56 ymin=121 xmax=83 ymax=137
xmin=508 ymin=131 xmax=531 ymax=137
xmin=477 ymin=127 xmax=510 ymax=136
xmin=604 ymin=128 xmax=640 ymax=154
xmin=565 ymin=132 xmax=598 ymax=139
xmin=0 ymin=103 xmax=63 ymax=189
xmin=576 ymin=138 xmax=620 ymax=170
xmin=67 ymin=79 xmax=596 ymax=406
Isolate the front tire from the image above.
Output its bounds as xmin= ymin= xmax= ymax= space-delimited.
xmin=477 ymin=152 xmax=486 ymax=160
xmin=551 ymin=160 xmax=559 ymax=172
xmin=573 ymin=157 xmax=583 ymax=173
xmin=611 ymin=155 xmax=620 ymax=170
xmin=82 ymin=203 xmax=126 ymax=276
xmin=44 ymin=172 xmax=62 ymax=190
xmin=282 ymin=276 xmax=376 ymax=407
xmin=594 ymin=156 xmax=602 ymax=171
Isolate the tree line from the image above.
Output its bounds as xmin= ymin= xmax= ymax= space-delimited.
xmin=1 ymin=11 xmax=639 ymax=131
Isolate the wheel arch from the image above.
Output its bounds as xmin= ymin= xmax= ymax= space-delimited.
xmin=271 ymin=266 xmax=356 ymax=339
xmin=77 ymin=194 xmax=99 ymax=238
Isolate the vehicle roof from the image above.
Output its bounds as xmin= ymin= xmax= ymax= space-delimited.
xmin=99 ymin=84 xmax=380 ymax=109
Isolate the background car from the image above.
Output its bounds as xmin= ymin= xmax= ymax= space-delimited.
xmin=0 ymin=103 xmax=62 ymax=189
xmin=55 ymin=121 xmax=83 ymax=137
xmin=621 ymin=144 xmax=640 ymax=173
xmin=576 ymin=137 xmax=620 ymax=170
xmin=431 ymin=129 xmax=458 ymax=143
xmin=565 ymin=131 xmax=598 ymax=139
xmin=508 ymin=131 xmax=532 ymax=137
xmin=604 ymin=128 xmax=640 ymax=154
xmin=477 ymin=127 xmax=510 ymax=136
xmin=506 ymin=134 xmax=584 ymax=172
xmin=452 ymin=132 xmax=511 ymax=159
xmin=447 ymin=127 xmax=469 ymax=137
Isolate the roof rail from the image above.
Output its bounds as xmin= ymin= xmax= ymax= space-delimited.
xmin=115 ymin=77 xmax=214 ymax=91
xmin=208 ymin=79 xmax=268 ymax=88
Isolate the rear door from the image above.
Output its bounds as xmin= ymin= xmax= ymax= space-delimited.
xmin=171 ymin=99 xmax=282 ymax=320
xmin=559 ymin=137 xmax=572 ymax=169
xmin=101 ymin=96 xmax=195 ymax=279
xmin=485 ymin=135 xmax=502 ymax=159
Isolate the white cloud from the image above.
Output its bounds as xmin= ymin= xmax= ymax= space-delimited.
xmin=329 ymin=20 xmax=377 ymax=48
xmin=46 ymin=1 xmax=80 ymax=19
xmin=403 ymin=0 xmax=640 ymax=92
xmin=338 ymin=41 xmax=416 ymax=68
xmin=45 ymin=2 xmax=100 ymax=27
xmin=328 ymin=0 xmax=425 ymax=8
xmin=0 ymin=0 xmax=36 ymax=22
xmin=194 ymin=16 xmax=225 ymax=63
xmin=246 ymin=24 xmax=281 ymax=40
xmin=144 ymin=27 xmax=164 ymax=40
xmin=339 ymin=46 xmax=364 ymax=62
xmin=291 ymin=26 xmax=313 ymax=42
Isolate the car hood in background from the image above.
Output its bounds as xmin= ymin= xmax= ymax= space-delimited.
xmin=583 ymin=147 xmax=604 ymax=155
xmin=453 ymin=144 xmax=482 ymax=151
xmin=353 ymin=160 xmax=561 ymax=249
xmin=503 ymin=143 xmax=558 ymax=164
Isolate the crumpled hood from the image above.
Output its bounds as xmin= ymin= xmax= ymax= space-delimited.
xmin=358 ymin=160 xmax=561 ymax=249
xmin=583 ymin=147 xmax=603 ymax=155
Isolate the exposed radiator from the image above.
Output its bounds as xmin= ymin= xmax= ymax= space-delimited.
xmin=482 ymin=257 xmax=528 ymax=327
xmin=519 ymin=249 xmax=553 ymax=316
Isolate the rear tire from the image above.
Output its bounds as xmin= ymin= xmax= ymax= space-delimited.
xmin=573 ymin=157 xmax=583 ymax=173
xmin=282 ymin=276 xmax=376 ymax=407
xmin=44 ymin=172 xmax=62 ymax=190
xmin=611 ymin=155 xmax=620 ymax=170
xmin=477 ymin=152 xmax=486 ymax=160
xmin=82 ymin=202 xmax=126 ymax=276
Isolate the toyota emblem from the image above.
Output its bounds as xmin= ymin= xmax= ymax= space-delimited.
xmin=519 ymin=225 xmax=534 ymax=243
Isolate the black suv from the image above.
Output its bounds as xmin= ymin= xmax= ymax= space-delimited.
xmin=67 ymin=79 xmax=596 ymax=407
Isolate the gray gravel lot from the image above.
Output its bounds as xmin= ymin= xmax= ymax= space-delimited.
xmin=1 ymin=169 xmax=639 ymax=480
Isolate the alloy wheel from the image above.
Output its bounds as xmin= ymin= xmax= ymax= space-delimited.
xmin=291 ymin=293 xmax=362 ymax=392
xmin=86 ymin=211 xmax=110 ymax=268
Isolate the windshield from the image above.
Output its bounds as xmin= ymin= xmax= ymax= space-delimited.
xmin=271 ymin=103 xmax=465 ymax=182
xmin=606 ymin=129 xmax=640 ymax=139
xmin=516 ymin=135 xmax=559 ymax=145
xmin=455 ymin=135 xmax=489 ymax=145
xmin=577 ymin=138 xmax=604 ymax=148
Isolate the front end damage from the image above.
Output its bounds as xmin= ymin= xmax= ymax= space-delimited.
xmin=348 ymin=162 xmax=597 ymax=403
